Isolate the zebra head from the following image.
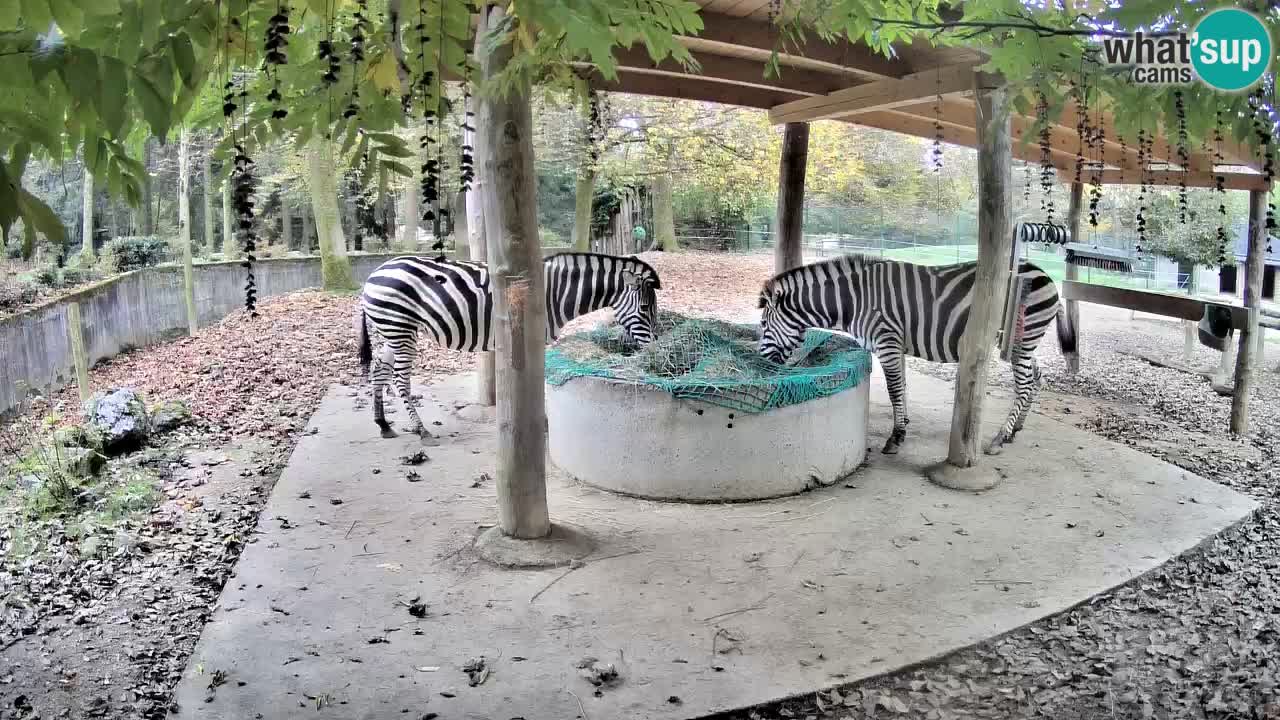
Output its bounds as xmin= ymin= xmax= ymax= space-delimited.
xmin=758 ymin=280 xmax=805 ymax=364
xmin=615 ymin=266 xmax=661 ymax=345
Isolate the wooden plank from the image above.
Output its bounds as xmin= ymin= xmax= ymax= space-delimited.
xmin=1060 ymin=280 xmax=1254 ymax=328
xmin=769 ymin=63 xmax=981 ymax=125
xmin=1230 ymin=189 xmax=1267 ymax=434
xmin=1056 ymin=168 xmax=1272 ymax=192
xmin=946 ymin=72 xmax=1013 ymax=467
xmin=774 ymin=122 xmax=808 ymax=273
xmin=477 ymin=3 xmax=549 ymax=538
xmin=591 ymin=69 xmax=805 ymax=110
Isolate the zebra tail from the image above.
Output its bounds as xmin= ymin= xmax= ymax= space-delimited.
xmin=1055 ymin=304 xmax=1079 ymax=373
xmin=358 ymin=309 xmax=372 ymax=378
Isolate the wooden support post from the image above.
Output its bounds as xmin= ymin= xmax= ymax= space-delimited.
xmin=572 ymin=75 xmax=595 ymax=253
xmin=774 ymin=121 xmax=809 ymax=273
xmin=65 ymin=302 xmax=90 ymax=402
xmin=178 ymin=126 xmax=197 ymax=335
xmin=81 ymin=167 xmax=95 ymax=264
xmin=478 ymin=3 xmax=549 ymax=538
xmin=465 ymin=91 xmax=495 ymax=406
xmin=1230 ymin=189 xmax=1267 ymax=433
xmin=1064 ymin=182 xmax=1083 ymax=372
xmin=943 ymin=74 xmax=1012 ymax=472
xmin=1183 ymin=264 xmax=1198 ymax=364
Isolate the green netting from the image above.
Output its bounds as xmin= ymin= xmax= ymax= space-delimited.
xmin=545 ymin=311 xmax=874 ymax=414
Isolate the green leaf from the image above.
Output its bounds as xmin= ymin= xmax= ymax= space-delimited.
xmin=47 ymin=0 xmax=83 ymax=37
xmin=132 ymin=70 xmax=171 ymax=138
xmin=99 ymin=58 xmax=129 ymax=137
xmin=6 ymin=141 xmax=30 ymax=178
xmin=18 ymin=188 xmax=67 ymax=249
xmin=19 ymin=0 xmax=51 ymax=30
xmin=379 ymin=159 xmax=412 ymax=177
xmin=0 ymin=0 xmax=21 ymax=30
xmin=373 ymin=141 xmax=412 ymax=159
xmin=140 ymin=0 xmax=162 ymax=48
xmin=116 ymin=1 xmax=141 ymax=62
xmin=170 ymin=33 xmax=198 ymax=89
xmin=58 ymin=48 xmax=101 ymax=117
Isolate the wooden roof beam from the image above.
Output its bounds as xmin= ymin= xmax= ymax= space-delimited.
xmin=1056 ymin=167 xmax=1271 ymax=191
xmin=609 ymin=46 xmax=852 ymax=97
xmin=851 ymin=109 xmax=1075 ymax=170
xmin=1058 ymin=103 xmax=1222 ymax=172
xmin=769 ymin=63 xmax=981 ymax=125
xmin=685 ymin=11 xmax=901 ymax=81
xmin=588 ymin=68 xmax=802 ymax=110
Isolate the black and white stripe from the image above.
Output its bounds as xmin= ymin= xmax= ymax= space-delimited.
xmin=358 ymin=251 xmax=661 ymax=437
xmin=758 ymin=255 xmax=1077 ymax=455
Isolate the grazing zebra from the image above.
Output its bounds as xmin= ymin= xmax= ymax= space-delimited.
xmin=358 ymin=252 xmax=661 ymax=437
xmin=758 ymin=255 xmax=1077 ymax=456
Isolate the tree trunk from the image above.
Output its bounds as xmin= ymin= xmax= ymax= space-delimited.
xmin=1064 ymin=181 xmax=1083 ymax=372
xmin=305 ymin=137 xmax=356 ymax=290
xmin=401 ymin=127 xmax=421 ymax=247
xmin=466 ymin=94 xmax=496 ymax=406
xmin=1183 ymin=263 xmax=1199 ymax=364
xmin=478 ymin=3 xmax=549 ymax=539
xmin=302 ymin=203 xmax=315 ymax=253
xmin=221 ymin=173 xmax=235 ymax=258
xmin=178 ymin=127 xmax=197 ymax=334
xmin=1230 ymin=189 xmax=1267 ymax=434
xmin=281 ymin=200 xmax=292 ymax=250
xmin=202 ymin=140 xmax=214 ymax=253
xmin=774 ymin=121 xmax=809 ymax=272
xmin=571 ymin=76 xmax=594 ymax=252
xmin=141 ymin=140 xmax=154 ymax=236
xmin=652 ymin=166 xmax=676 ymax=252
xmin=80 ymin=165 xmax=95 ymax=264
xmin=945 ymin=74 xmax=1013 ymax=469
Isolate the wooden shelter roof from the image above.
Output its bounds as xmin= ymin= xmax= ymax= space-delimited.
xmin=585 ymin=3 xmax=1270 ymax=192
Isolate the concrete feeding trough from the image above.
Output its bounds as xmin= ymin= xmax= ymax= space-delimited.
xmin=544 ymin=313 xmax=873 ymax=502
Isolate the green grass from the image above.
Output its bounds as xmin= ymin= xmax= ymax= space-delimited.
xmin=874 ymin=243 xmax=1155 ymax=291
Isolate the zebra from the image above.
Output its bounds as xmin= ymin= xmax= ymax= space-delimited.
xmin=358 ymin=251 xmax=662 ymax=438
xmin=758 ymin=254 xmax=1077 ymax=456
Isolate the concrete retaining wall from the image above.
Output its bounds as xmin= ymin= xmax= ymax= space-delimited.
xmin=0 ymin=254 xmax=397 ymax=417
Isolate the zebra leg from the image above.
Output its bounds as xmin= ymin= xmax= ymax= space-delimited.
xmin=392 ymin=349 xmax=432 ymax=438
xmin=371 ymin=344 xmax=396 ymax=438
xmin=876 ymin=341 xmax=909 ymax=455
xmin=986 ymin=351 xmax=1040 ymax=455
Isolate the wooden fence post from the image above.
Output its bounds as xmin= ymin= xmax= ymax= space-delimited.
xmin=929 ymin=73 xmax=1012 ymax=489
xmin=1229 ymin=188 xmax=1267 ymax=433
xmin=774 ymin=122 xmax=809 ymax=273
xmin=477 ymin=3 xmax=549 ymax=539
xmin=66 ymin=302 xmax=91 ymax=402
xmin=1064 ymin=182 xmax=1083 ymax=372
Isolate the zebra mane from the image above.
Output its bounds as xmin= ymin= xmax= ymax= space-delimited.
xmin=544 ymin=251 xmax=662 ymax=289
xmin=760 ymin=253 xmax=884 ymax=306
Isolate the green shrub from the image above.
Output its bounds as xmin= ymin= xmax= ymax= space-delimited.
xmin=33 ymin=266 xmax=60 ymax=287
xmin=104 ymin=236 xmax=169 ymax=272
xmin=59 ymin=267 xmax=97 ymax=286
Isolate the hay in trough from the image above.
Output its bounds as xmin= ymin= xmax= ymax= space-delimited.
xmin=546 ymin=311 xmax=874 ymax=414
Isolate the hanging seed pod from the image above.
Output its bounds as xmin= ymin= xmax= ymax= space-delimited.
xmin=1174 ymin=90 xmax=1188 ymax=224
xmin=1141 ymin=127 xmax=1152 ymax=251
xmin=1035 ymin=89 xmax=1054 ymax=224
xmin=232 ymin=144 xmax=259 ymax=315
xmin=264 ymin=4 xmax=291 ymax=121
xmin=1212 ymin=110 xmax=1229 ymax=265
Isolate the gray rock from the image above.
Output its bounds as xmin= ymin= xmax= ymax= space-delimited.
xmin=150 ymin=400 xmax=192 ymax=433
xmin=84 ymin=388 xmax=150 ymax=455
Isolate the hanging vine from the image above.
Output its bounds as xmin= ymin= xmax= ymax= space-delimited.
xmin=1252 ymin=87 xmax=1276 ymax=254
xmin=1213 ymin=110 xmax=1228 ymax=266
xmin=344 ymin=0 xmax=371 ymax=119
xmin=1174 ymin=89 xmax=1188 ymax=224
xmin=265 ymin=3 xmax=291 ymax=120
xmin=930 ymin=72 xmax=943 ymax=173
xmin=1086 ymin=92 xmax=1104 ymax=230
xmin=1141 ymin=126 xmax=1152 ymax=252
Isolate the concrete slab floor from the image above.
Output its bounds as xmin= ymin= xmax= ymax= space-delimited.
xmin=170 ymin=370 xmax=1256 ymax=720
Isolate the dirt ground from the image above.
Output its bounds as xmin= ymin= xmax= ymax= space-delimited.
xmin=2 ymin=251 xmax=1278 ymax=720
